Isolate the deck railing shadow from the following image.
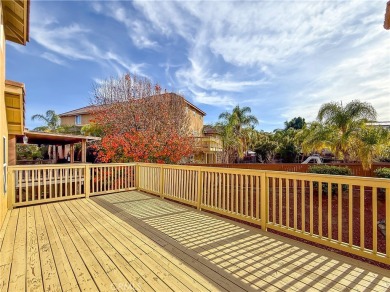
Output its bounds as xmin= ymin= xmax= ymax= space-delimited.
xmin=92 ymin=191 xmax=390 ymax=291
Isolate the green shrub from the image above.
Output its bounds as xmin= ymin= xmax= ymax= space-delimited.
xmin=307 ymin=165 xmax=352 ymax=176
xmin=307 ymin=165 xmax=351 ymax=195
xmin=374 ymin=168 xmax=390 ymax=179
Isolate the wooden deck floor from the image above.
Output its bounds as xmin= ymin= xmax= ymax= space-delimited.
xmin=1 ymin=191 xmax=389 ymax=292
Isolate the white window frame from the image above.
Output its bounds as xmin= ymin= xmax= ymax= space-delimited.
xmin=75 ymin=115 xmax=82 ymax=125
xmin=3 ymin=136 xmax=6 ymax=194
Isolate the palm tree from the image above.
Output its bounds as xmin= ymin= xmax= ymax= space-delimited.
xmin=352 ymin=126 xmax=389 ymax=170
xmin=219 ymin=105 xmax=258 ymax=137
xmin=316 ymin=100 xmax=377 ymax=162
xmin=218 ymin=105 xmax=259 ymax=161
xmin=31 ymin=110 xmax=60 ymax=132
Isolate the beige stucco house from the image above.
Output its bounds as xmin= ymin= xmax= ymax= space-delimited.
xmin=59 ymin=94 xmax=222 ymax=163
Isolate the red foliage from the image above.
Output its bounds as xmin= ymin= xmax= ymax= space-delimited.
xmin=95 ymin=129 xmax=192 ymax=163
xmin=91 ymin=74 xmax=193 ymax=164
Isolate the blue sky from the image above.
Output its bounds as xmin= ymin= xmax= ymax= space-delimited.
xmin=6 ymin=0 xmax=390 ymax=132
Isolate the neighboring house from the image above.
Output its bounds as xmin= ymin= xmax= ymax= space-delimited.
xmin=59 ymin=94 xmax=222 ymax=163
xmin=0 ymin=0 xmax=30 ymax=228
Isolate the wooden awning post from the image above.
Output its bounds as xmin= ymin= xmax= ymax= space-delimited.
xmin=53 ymin=145 xmax=57 ymax=163
xmin=81 ymin=140 xmax=87 ymax=163
xmin=58 ymin=145 xmax=64 ymax=159
xmin=8 ymin=135 xmax=16 ymax=166
xmin=70 ymin=144 xmax=75 ymax=163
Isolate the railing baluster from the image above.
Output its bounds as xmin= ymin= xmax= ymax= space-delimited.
xmin=218 ymin=172 xmax=222 ymax=209
xmin=18 ymin=171 xmax=22 ymax=203
xmin=53 ymin=169 xmax=57 ymax=198
xmin=360 ymin=185 xmax=365 ymax=250
xmin=328 ymin=183 xmax=332 ymax=240
xmin=286 ymin=178 xmax=289 ymax=229
xmin=372 ymin=187 xmax=378 ymax=254
xmin=256 ymin=176 xmax=260 ymax=220
xmin=245 ymin=175 xmax=248 ymax=216
xmin=302 ymin=180 xmax=305 ymax=232
xmin=386 ymin=187 xmax=390 ymax=259
xmin=294 ymin=179 xmax=297 ymax=231
xmin=310 ymin=180 xmax=313 ymax=235
xmin=235 ymin=174 xmax=238 ymax=213
xmin=272 ymin=177 xmax=276 ymax=224
xmin=349 ymin=184 xmax=353 ymax=246
xmin=319 ymin=182 xmax=323 ymax=238
xmin=26 ymin=170 xmax=29 ymax=202
xmin=279 ymin=178 xmax=283 ymax=226
xmin=31 ymin=170 xmax=35 ymax=201
xmin=338 ymin=183 xmax=342 ymax=242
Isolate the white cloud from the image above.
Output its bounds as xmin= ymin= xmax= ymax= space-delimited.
xmin=28 ymin=3 xmax=146 ymax=76
xmin=40 ymin=52 xmax=68 ymax=66
xmin=190 ymin=90 xmax=236 ymax=108
xmin=20 ymin=0 xmax=389 ymax=131
xmin=130 ymin=0 xmax=389 ymax=127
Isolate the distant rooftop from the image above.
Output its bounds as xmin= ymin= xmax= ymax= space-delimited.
xmin=59 ymin=93 xmax=206 ymax=117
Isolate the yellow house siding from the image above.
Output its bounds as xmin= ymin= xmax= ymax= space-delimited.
xmin=0 ymin=2 xmax=8 ymax=229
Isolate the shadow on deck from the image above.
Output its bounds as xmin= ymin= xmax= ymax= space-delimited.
xmin=93 ymin=191 xmax=390 ymax=291
xmin=1 ymin=190 xmax=389 ymax=291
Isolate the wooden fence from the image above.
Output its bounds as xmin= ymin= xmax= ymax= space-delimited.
xmin=6 ymin=162 xmax=390 ymax=265
xmin=190 ymin=163 xmax=390 ymax=177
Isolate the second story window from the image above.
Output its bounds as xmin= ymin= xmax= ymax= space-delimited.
xmin=75 ymin=115 xmax=81 ymax=125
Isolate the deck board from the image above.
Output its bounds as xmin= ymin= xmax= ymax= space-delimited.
xmin=34 ymin=205 xmax=61 ymax=292
xmin=1 ymin=191 xmax=390 ymax=291
xmin=8 ymin=208 xmax=27 ymax=292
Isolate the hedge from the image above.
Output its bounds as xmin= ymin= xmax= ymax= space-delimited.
xmin=374 ymin=167 xmax=390 ymax=179
xmin=307 ymin=165 xmax=352 ymax=176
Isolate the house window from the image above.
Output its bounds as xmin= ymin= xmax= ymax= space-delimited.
xmin=75 ymin=115 xmax=82 ymax=125
xmin=3 ymin=136 xmax=6 ymax=194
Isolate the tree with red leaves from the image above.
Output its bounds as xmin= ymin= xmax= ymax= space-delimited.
xmin=91 ymin=74 xmax=192 ymax=164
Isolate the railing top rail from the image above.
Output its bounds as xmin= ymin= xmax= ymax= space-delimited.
xmin=264 ymin=170 xmax=390 ymax=185
xmin=90 ymin=163 xmax=137 ymax=167
xmin=8 ymin=164 xmax=91 ymax=170
xmin=8 ymin=163 xmax=137 ymax=171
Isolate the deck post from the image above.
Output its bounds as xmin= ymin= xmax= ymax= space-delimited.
xmin=85 ymin=164 xmax=90 ymax=198
xmin=7 ymin=168 xmax=15 ymax=209
xmin=260 ymin=172 xmax=267 ymax=231
xmin=159 ymin=165 xmax=164 ymax=199
xmin=197 ymin=168 xmax=202 ymax=210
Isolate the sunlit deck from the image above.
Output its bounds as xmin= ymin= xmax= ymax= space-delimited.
xmin=1 ymin=191 xmax=389 ymax=291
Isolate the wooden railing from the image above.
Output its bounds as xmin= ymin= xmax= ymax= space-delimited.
xmin=191 ymin=163 xmax=390 ymax=177
xmin=193 ymin=136 xmax=223 ymax=152
xmin=7 ymin=163 xmax=136 ymax=207
xmin=138 ymin=163 xmax=390 ymax=265
xmin=90 ymin=164 xmax=136 ymax=196
xmin=6 ymin=162 xmax=390 ymax=265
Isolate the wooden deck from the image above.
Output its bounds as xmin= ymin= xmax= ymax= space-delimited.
xmin=1 ymin=191 xmax=389 ymax=292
